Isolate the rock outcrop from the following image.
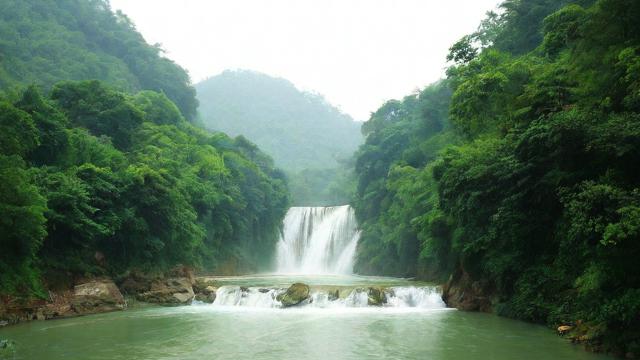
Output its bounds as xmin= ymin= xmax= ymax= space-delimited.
xmin=137 ymin=278 xmax=195 ymax=305
xmin=277 ymin=283 xmax=310 ymax=307
xmin=71 ymin=280 xmax=126 ymax=315
xmin=192 ymin=278 xmax=217 ymax=303
xmin=367 ymin=287 xmax=387 ymax=306
xmin=441 ymin=269 xmax=493 ymax=312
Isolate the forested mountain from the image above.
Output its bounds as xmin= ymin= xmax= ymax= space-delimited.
xmin=353 ymin=0 xmax=639 ymax=355
xmin=196 ymin=70 xmax=362 ymax=205
xmin=0 ymin=1 xmax=289 ymax=296
xmin=0 ymin=0 xmax=197 ymax=119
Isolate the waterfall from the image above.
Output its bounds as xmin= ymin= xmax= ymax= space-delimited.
xmin=209 ymin=286 xmax=446 ymax=310
xmin=276 ymin=205 xmax=360 ymax=274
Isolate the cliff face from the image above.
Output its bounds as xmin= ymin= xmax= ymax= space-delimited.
xmin=441 ymin=268 xmax=493 ymax=312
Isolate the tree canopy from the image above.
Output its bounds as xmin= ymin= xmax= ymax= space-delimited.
xmin=0 ymin=0 xmax=198 ymax=120
xmin=353 ymin=0 xmax=640 ymax=354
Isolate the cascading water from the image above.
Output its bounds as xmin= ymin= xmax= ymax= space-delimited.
xmin=209 ymin=285 xmax=446 ymax=310
xmin=193 ymin=204 xmax=447 ymax=311
xmin=275 ymin=205 xmax=360 ymax=274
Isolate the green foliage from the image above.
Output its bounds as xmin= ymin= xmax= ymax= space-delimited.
xmin=134 ymin=91 xmax=185 ymax=126
xmin=51 ymin=80 xmax=144 ymax=150
xmin=0 ymin=82 xmax=289 ymax=295
xmin=0 ymin=155 xmax=47 ymax=295
xmin=0 ymin=0 xmax=197 ymax=119
xmin=195 ymin=70 xmax=361 ymax=205
xmin=0 ymin=102 xmax=39 ymax=157
xmin=353 ymin=0 xmax=640 ymax=354
xmin=353 ymin=81 xmax=452 ymax=276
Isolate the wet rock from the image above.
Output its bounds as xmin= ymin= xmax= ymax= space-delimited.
xmin=258 ymin=288 xmax=270 ymax=293
xmin=194 ymin=286 xmax=217 ymax=303
xmin=137 ymin=277 xmax=194 ymax=305
xmin=35 ymin=309 xmax=45 ymax=321
xmin=442 ymin=269 xmax=493 ymax=312
xmin=367 ymin=287 xmax=387 ymax=306
xmin=71 ymin=280 xmax=126 ymax=315
xmin=193 ymin=278 xmax=217 ymax=294
xmin=192 ymin=278 xmax=217 ymax=304
xmin=194 ymin=292 xmax=216 ymax=303
xmin=328 ymin=289 xmax=340 ymax=301
xmin=277 ymin=283 xmax=310 ymax=307
xmin=557 ymin=325 xmax=573 ymax=335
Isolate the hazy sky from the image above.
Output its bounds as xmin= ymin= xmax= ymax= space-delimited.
xmin=110 ymin=0 xmax=500 ymax=121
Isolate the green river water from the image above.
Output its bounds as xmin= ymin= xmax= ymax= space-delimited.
xmin=0 ymin=275 xmax=613 ymax=360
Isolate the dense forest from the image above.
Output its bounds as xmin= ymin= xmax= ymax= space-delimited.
xmin=0 ymin=1 xmax=288 ymax=297
xmin=353 ymin=0 xmax=639 ymax=354
xmin=196 ymin=70 xmax=361 ymax=205
xmin=1 ymin=0 xmax=639 ymax=356
xmin=0 ymin=0 xmax=197 ymax=120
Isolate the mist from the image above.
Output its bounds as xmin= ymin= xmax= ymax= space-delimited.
xmin=110 ymin=0 xmax=500 ymax=120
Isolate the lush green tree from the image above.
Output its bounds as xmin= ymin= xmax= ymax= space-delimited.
xmin=353 ymin=0 xmax=640 ymax=354
xmin=0 ymin=81 xmax=289 ymax=295
xmin=0 ymin=101 xmax=39 ymax=157
xmin=0 ymin=0 xmax=198 ymax=119
xmin=0 ymin=155 xmax=47 ymax=295
xmin=51 ymin=80 xmax=144 ymax=150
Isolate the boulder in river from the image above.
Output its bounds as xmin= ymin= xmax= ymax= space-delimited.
xmin=277 ymin=283 xmax=310 ymax=307
xmin=193 ymin=278 xmax=217 ymax=294
xmin=367 ymin=287 xmax=387 ymax=306
xmin=557 ymin=325 xmax=573 ymax=335
xmin=137 ymin=277 xmax=194 ymax=305
xmin=194 ymin=285 xmax=217 ymax=303
xmin=71 ymin=280 xmax=126 ymax=315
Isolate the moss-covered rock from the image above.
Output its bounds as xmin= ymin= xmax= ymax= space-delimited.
xmin=193 ymin=278 xmax=217 ymax=294
xmin=367 ymin=287 xmax=387 ymax=306
xmin=194 ymin=286 xmax=217 ymax=303
xmin=277 ymin=283 xmax=310 ymax=307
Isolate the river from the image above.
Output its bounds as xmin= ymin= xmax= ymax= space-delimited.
xmin=0 ymin=274 xmax=613 ymax=360
xmin=0 ymin=206 xmax=615 ymax=359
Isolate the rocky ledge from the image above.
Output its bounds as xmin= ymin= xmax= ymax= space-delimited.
xmin=441 ymin=269 xmax=493 ymax=312
xmin=0 ymin=279 xmax=125 ymax=325
xmin=0 ymin=267 xmax=218 ymax=327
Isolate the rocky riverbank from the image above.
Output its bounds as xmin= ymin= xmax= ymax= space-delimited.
xmin=0 ymin=266 xmax=218 ymax=328
xmin=440 ymin=268 xmax=636 ymax=359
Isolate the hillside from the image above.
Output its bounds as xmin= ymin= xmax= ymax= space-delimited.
xmin=0 ymin=0 xmax=289 ymax=298
xmin=196 ymin=70 xmax=362 ymax=205
xmin=352 ymin=0 xmax=639 ymax=355
xmin=196 ymin=70 xmax=362 ymax=173
xmin=0 ymin=0 xmax=198 ymax=119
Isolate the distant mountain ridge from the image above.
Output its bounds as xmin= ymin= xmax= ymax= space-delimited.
xmin=195 ymin=70 xmax=362 ymax=172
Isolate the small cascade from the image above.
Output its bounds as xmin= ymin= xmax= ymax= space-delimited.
xmin=276 ymin=205 xmax=360 ymax=274
xmin=209 ymin=285 xmax=446 ymax=310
